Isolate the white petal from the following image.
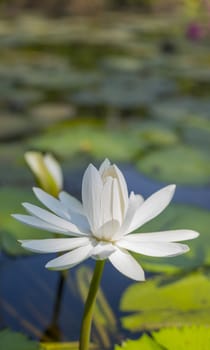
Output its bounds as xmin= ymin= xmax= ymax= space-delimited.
xmin=94 ymin=219 xmax=120 ymax=240
xmin=112 ymin=178 xmax=124 ymax=224
xmin=100 ymin=176 xmax=113 ymax=225
xmin=82 ymin=164 xmax=103 ymax=232
xmin=59 ymin=191 xmax=84 ymax=215
xmin=100 ymin=176 xmax=123 ymax=226
xmin=12 ymin=214 xmax=69 ymax=234
xmin=22 ymin=203 xmax=87 ymax=236
xmin=117 ymin=191 xmax=144 ymax=238
xmin=44 ymin=154 xmax=63 ymax=189
xmin=45 ymin=244 xmax=93 ymax=270
xmin=108 ymin=247 xmax=145 ymax=281
xmin=99 ymin=158 xmax=111 ymax=175
xmin=124 ymin=230 xmax=199 ymax=243
xmin=19 ymin=237 xmax=90 ymax=253
xmin=34 ymin=187 xmax=90 ymax=232
xmin=117 ymin=239 xmax=189 ymax=257
xmin=113 ymin=164 xmax=129 ymax=216
xmin=91 ymin=241 xmax=116 ymax=259
xmin=127 ymin=185 xmax=176 ymax=234
xmin=33 ymin=187 xmax=69 ymax=219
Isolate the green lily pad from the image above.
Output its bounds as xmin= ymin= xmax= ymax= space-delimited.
xmin=0 ymin=329 xmax=40 ymax=350
xmin=115 ymin=327 xmax=210 ymax=350
xmin=0 ymin=187 xmax=53 ymax=254
xmin=29 ymin=122 xmax=144 ymax=162
xmin=136 ymin=146 xmax=210 ymax=185
xmin=129 ymin=121 xmax=179 ymax=147
xmin=153 ymin=326 xmax=210 ymax=350
xmin=120 ymin=271 xmax=210 ymax=332
xmin=115 ymin=334 xmax=162 ymax=350
xmin=137 ymin=204 xmax=210 ymax=273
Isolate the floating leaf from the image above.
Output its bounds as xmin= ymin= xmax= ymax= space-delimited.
xmin=0 ymin=230 xmax=26 ymax=256
xmin=120 ymin=272 xmax=210 ymax=332
xmin=0 ymin=188 xmax=53 ymax=255
xmin=29 ymin=123 xmax=143 ymax=162
xmin=153 ymin=326 xmax=210 ymax=350
xmin=129 ymin=121 xmax=179 ymax=147
xmin=115 ymin=327 xmax=210 ymax=350
xmin=136 ymin=146 xmax=210 ymax=185
xmin=115 ymin=334 xmax=162 ymax=350
xmin=136 ymin=204 xmax=210 ymax=273
xmin=0 ymin=329 xmax=40 ymax=350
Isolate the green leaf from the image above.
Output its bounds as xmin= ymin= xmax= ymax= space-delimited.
xmin=115 ymin=334 xmax=162 ymax=350
xmin=136 ymin=146 xmax=210 ymax=185
xmin=0 ymin=187 xmax=53 ymax=255
xmin=115 ymin=327 xmax=210 ymax=350
xmin=153 ymin=326 xmax=210 ymax=350
xmin=0 ymin=329 xmax=40 ymax=350
xmin=29 ymin=122 xmax=143 ymax=162
xmin=0 ymin=231 xmax=26 ymax=256
xmin=120 ymin=272 xmax=210 ymax=332
xmin=136 ymin=204 xmax=210 ymax=273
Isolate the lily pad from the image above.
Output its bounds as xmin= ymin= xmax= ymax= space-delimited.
xmin=153 ymin=326 xmax=210 ymax=350
xmin=115 ymin=327 xmax=210 ymax=350
xmin=120 ymin=271 xmax=210 ymax=332
xmin=137 ymin=204 xmax=210 ymax=273
xmin=136 ymin=146 xmax=210 ymax=185
xmin=0 ymin=187 xmax=53 ymax=252
xmin=0 ymin=329 xmax=40 ymax=350
xmin=129 ymin=121 xmax=179 ymax=147
xmin=29 ymin=122 xmax=143 ymax=162
xmin=115 ymin=334 xmax=162 ymax=350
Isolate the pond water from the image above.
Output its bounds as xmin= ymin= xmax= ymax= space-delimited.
xmin=1 ymin=12 xmax=210 ymax=350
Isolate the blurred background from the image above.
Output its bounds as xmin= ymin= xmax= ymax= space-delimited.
xmin=0 ymin=1 xmax=210 ymax=349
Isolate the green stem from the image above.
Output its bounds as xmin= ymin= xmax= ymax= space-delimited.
xmin=79 ymin=260 xmax=105 ymax=350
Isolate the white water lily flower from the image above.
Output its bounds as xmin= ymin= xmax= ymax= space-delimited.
xmin=25 ymin=151 xmax=63 ymax=196
xmin=13 ymin=159 xmax=199 ymax=281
